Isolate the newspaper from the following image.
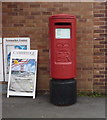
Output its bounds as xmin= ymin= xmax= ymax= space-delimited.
xmin=9 ymin=59 xmax=36 ymax=92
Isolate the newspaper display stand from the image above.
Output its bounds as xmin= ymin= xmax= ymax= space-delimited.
xmin=7 ymin=50 xmax=38 ymax=99
xmin=3 ymin=38 xmax=30 ymax=81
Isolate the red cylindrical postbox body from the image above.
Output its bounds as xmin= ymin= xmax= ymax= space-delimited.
xmin=49 ymin=14 xmax=76 ymax=79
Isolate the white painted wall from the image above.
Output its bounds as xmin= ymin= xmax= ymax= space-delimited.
xmin=0 ymin=38 xmax=4 ymax=81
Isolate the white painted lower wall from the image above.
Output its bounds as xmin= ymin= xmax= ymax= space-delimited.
xmin=0 ymin=38 xmax=4 ymax=81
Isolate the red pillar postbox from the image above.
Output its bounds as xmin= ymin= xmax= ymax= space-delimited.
xmin=49 ymin=14 xmax=76 ymax=79
xmin=49 ymin=14 xmax=77 ymax=106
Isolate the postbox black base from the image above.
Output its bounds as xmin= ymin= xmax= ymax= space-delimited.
xmin=50 ymin=78 xmax=77 ymax=106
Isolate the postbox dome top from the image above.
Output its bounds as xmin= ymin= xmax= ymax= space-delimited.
xmin=50 ymin=14 xmax=76 ymax=19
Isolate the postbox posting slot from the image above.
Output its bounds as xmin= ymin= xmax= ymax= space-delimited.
xmin=55 ymin=22 xmax=71 ymax=26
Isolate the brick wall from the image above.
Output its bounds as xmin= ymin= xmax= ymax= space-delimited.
xmin=2 ymin=2 xmax=106 ymax=93
xmin=93 ymin=2 xmax=106 ymax=93
xmin=105 ymin=1 xmax=107 ymax=94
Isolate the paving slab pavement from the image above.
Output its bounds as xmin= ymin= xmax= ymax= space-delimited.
xmin=1 ymin=94 xmax=106 ymax=118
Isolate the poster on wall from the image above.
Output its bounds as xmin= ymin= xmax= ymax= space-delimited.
xmin=7 ymin=50 xmax=38 ymax=99
xmin=3 ymin=38 xmax=30 ymax=81
xmin=0 ymin=38 xmax=4 ymax=81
